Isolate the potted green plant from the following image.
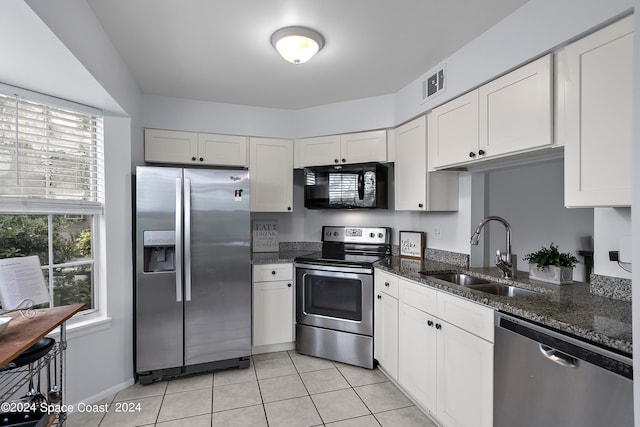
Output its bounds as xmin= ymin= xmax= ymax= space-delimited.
xmin=523 ymin=243 xmax=579 ymax=285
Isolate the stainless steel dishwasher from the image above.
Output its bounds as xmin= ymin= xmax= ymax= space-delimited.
xmin=494 ymin=312 xmax=633 ymax=427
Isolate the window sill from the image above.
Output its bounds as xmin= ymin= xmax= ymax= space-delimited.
xmin=46 ymin=314 xmax=112 ymax=341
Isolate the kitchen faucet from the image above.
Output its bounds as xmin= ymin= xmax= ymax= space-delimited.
xmin=470 ymin=216 xmax=517 ymax=279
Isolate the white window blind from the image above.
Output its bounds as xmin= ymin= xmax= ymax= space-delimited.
xmin=0 ymin=93 xmax=104 ymax=203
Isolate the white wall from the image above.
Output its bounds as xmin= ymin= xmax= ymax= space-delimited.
xmin=21 ymin=0 xmax=143 ymax=405
xmin=484 ymin=160 xmax=595 ymax=281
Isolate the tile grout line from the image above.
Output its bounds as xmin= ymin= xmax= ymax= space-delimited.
xmin=250 ymin=355 xmax=271 ymax=427
xmin=289 ymin=351 xmax=324 ymax=425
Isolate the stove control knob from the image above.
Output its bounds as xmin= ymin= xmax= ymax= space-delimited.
xmin=370 ymin=233 xmax=375 ymax=238
xmin=333 ymin=232 xmax=339 ymax=236
xmin=378 ymin=233 xmax=383 ymax=238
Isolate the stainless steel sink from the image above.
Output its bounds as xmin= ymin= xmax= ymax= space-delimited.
xmin=424 ymin=272 xmax=491 ymax=286
xmin=420 ymin=271 xmax=536 ymax=297
xmin=467 ymin=284 xmax=537 ymax=297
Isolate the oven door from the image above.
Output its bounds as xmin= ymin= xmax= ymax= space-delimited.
xmin=295 ymin=263 xmax=373 ymax=336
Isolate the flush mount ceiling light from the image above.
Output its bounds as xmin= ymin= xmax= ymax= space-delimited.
xmin=270 ymin=26 xmax=325 ymax=64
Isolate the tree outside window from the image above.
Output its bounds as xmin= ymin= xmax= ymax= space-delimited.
xmin=0 ymin=214 xmax=94 ymax=310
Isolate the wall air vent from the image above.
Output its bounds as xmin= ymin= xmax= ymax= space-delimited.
xmin=422 ymin=64 xmax=446 ymax=102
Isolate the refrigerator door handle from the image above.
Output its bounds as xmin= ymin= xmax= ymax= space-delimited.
xmin=175 ymin=177 xmax=183 ymax=302
xmin=184 ymin=177 xmax=192 ymax=301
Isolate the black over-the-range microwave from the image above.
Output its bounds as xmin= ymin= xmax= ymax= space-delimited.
xmin=303 ymin=162 xmax=388 ymax=209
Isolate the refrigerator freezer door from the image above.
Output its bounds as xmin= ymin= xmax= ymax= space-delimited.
xmin=183 ymin=169 xmax=251 ymax=365
xmin=135 ymin=166 xmax=184 ymax=372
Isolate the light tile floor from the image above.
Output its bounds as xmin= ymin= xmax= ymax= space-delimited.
xmin=67 ymin=351 xmax=438 ymax=427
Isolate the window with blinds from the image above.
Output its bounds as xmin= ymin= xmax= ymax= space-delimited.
xmin=0 ymin=89 xmax=103 ymax=313
xmin=0 ymin=93 xmax=104 ymax=203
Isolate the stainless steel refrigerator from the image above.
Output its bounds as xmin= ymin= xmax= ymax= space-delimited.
xmin=134 ymin=166 xmax=251 ymax=384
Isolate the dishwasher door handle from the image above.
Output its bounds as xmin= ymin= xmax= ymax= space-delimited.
xmin=539 ymin=344 xmax=578 ymax=368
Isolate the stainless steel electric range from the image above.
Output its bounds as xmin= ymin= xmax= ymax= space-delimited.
xmin=294 ymin=226 xmax=391 ymax=369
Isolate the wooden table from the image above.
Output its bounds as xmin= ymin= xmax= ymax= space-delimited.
xmin=0 ymin=304 xmax=84 ymax=368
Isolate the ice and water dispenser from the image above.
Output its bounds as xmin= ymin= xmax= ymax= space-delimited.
xmin=143 ymin=230 xmax=176 ymax=272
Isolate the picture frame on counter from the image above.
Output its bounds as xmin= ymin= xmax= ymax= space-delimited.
xmin=399 ymin=230 xmax=425 ymax=259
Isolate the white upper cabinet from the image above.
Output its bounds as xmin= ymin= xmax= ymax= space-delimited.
xmin=294 ymin=135 xmax=341 ymax=167
xmin=145 ymin=128 xmax=248 ymax=167
xmin=144 ymin=129 xmax=198 ymax=164
xmin=295 ymin=130 xmax=387 ymax=167
xmin=429 ymin=55 xmax=553 ymax=169
xmin=428 ymin=90 xmax=479 ymax=169
xmin=249 ymin=137 xmax=293 ymax=212
xmin=478 ymin=54 xmax=553 ymax=158
xmin=197 ymin=133 xmax=248 ymax=167
xmin=340 ymin=130 xmax=387 ymax=164
xmin=558 ymin=16 xmax=633 ymax=207
xmin=394 ymin=115 xmax=458 ymax=211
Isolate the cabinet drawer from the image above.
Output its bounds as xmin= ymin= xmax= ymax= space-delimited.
xmin=375 ymin=269 xmax=399 ymax=298
xmin=436 ymin=292 xmax=494 ymax=342
xmin=253 ymin=264 xmax=293 ymax=282
xmin=398 ymin=278 xmax=437 ymax=315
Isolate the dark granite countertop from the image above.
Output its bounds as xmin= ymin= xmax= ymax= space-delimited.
xmin=251 ymin=250 xmax=317 ymax=265
xmin=375 ymin=256 xmax=632 ymax=355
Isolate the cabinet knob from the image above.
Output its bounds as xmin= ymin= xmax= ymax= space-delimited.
xmin=385 ymin=282 xmax=390 ymax=287
xmin=341 ymin=158 xmax=346 ymax=163
xmin=478 ymin=149 xmax=485 ymax=155
xmin=288 ymin=283 xmax=292 ymax=287
xmin=435 ymin=323 xmax=442 ymax=330
xmin=199 ymin=157 xmax=204 ymax=162
xmin=271 ymin=271 xmax=276 ymax=275
xmin=469 ymin=152 xmax=476 ymax=158
xmin=418 ymin=203 xmax=424 ymax=208
xmin=287 ymin=207 xmax=292 ymax=211
xmin=334 ymin=159 xmax=339 ymax=163
xmin=427 ymin=320 xmax=434 ymax=327
xmin=191 ymin=156 xmax=197 ymax=161
xmin=377 ymin=294 xmax=382 ymax=299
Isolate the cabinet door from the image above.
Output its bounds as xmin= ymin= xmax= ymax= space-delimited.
xmin=253 ymin=280 xmax=294 ymax=347
xmin=428 ymin=90 xmax=479 ymax=168
xmin=479 ymin=54 xmax=553 ymax=158
xmin=394 ymin=115 xmax=427 ymax=210
xmin=395 ymin=116 xmax=458 ymax=211
xmin=294 ymin=136 xmax=341 ymax=167
xmin=559 ymin=16 xmax=632 ymax=207
xmin=144 ymin=129 xmax=197 ymax=164
xmin=375 ymin=269 xmax=399 ymax=299
xmin=197 ymin=133 xmax=248 ymax=166
xmin=340 ymin=130 xmax=387 ymax=164
xmin=436 ymin=322 xmax=493 ymax=427
xmin=398 ymin=302 xmax=437 ymax=413
xmin=249 ymin=138 xmax=293 ymax=212
xmin=374 ymin=291 xmax=398 ymax=380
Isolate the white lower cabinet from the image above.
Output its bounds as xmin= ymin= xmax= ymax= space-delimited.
xmin=374 ymin=270 xmax=399 ymax=379
xmin=436 ymin=320 xmax=493 ymax=427
xmin=391 ymin=275 xmax=493 ymax=427
xmin=398 ymin=302 xmax=437 ymax=410
xmin=252 ymin=264 xmax=294 ymax=347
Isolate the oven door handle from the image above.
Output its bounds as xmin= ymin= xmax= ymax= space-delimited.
xmin=294 ymin=262 xmax=373 ymax=275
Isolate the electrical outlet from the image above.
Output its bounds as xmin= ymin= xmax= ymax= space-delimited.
xmin=434 ymin=227 xmax=443 ymax=240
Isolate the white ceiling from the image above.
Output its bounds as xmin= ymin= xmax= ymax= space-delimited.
xmin=86 ymin=0 xmax=529 ymax=110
